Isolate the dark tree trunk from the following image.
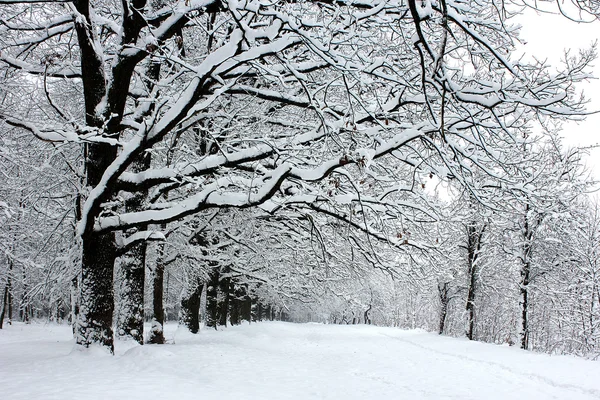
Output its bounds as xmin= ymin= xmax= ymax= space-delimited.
xmin=147 ymin=250 xmax=166 ymax=344
xmin=72 ymin=0 xmax=120 ymax=353
xmin=256 ymin=303 xmax=263 ymax=322
xmin=520 ymin=263 xmax=530 ymax=350
xmin=465 ymin=222 xmax=485 ymax=341
xmin=7 ymin=284 xmax=12 ymax=325
xmin=465 ymin=277 xmax=476 ymax=340
xmin=0 ymin=284 xmax=8 ymax=329
xmin=20 ymin=266 xmax=28 ymax=323
xmin=218 ymin=275 xmax=230 ymax=327
xmin=264 ymin=305 xmax=271 ymax=322
xmin=117 ymin=152 xmax=151 ymax=345
xmin=78 ymin=231 xmax=117 ymax=352
xmin=117 ymin=241 xmax=146 ymax=344
xmin=364 ymin=304 xmax=372 ymax=325
xmin=2 ymin=256 xmax=13 ymax=328
xmin=70 ymin=274 xmax=79 ymax=334
xmin=229 ymin=283 xmax=242 ymax=325
xmin=438 ymin=282 xmax=450 ymax=335
xmin=519 ymin=204 xmax=541 ymax=351
xmin=206 ymin=268 xmax=220 ymax=329
xmin=241 ymin=292 xmax=252 ymax=323
xmin=180 ymin=280 xmax=203 ymax=334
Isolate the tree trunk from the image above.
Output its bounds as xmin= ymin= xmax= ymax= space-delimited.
xmin=465 ymin=276 xmax=476 ymax=340
xmin=206 ymin=268 xmax=220 ymax=329
xmin=72 ymin=0 xmax=118 ymax=352
xmin=77 ymin=231 xmax=117 ymax=352
xmin=257 ymin=303 xmax=263 ymax=322
xmin=519 ymin=204 xmax=541 ymax=351
xmin=438 ymin=282 xmax=449 ymax=335
xmin=229 ymin=283 xmax=242 ymax=325
xmin=218 ymin=275 xmax=230 ymax=327
xmin=0 ymin=284 xmax=8 ymax=329
xmin=147 ymin=249 xmax=165 ymax=344
xmin=241 ymin=291 xmax=252 ymax=323
xmin=520 ymin=260 xmax=531 ymax=350
xmin=7 ymin=285 xmax=12 ymax=325
xmin=180 ymin=280 xmax=203 ymax=334
xmin=465 ymin=222 xmax=485 ymax=341
xmin=2 ymin=257 xmax=13 ymax=328
xmin=117 ymin=241 xmax=146 ymax=344
xmin=116 ymin=152 xmax=151 ymax=345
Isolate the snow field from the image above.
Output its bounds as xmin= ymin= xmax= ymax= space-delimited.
xmin=1 ymin=321 xmax=600 ymax=400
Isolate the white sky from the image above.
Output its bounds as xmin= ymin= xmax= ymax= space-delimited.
xmin=517 ymin=5 xmax=600 ymax=179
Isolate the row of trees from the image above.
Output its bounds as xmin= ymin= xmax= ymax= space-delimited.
xmin=1 ymin=0 xmax=599 ymax=357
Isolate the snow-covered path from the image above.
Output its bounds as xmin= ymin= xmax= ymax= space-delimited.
xmin=1 ymin=322 xmax=599 ymax=400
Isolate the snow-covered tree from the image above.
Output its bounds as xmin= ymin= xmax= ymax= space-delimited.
xmin=0 ymin=0 xmax=594 ymax=352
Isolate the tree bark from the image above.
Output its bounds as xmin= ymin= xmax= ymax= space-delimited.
xmin=147 ymin=249 xmax=166 ymax=344
xmin=519 ymin=204 xmax=541 ymax=351
xmin=180 ymin=279 xmax=203 ymax=334
xmin=364 ymin=304 xmax=372 ymax=325
xmin=116 ymin=153 xmax=151 ymax=345
xmin=20 ymin=266 xmax=29 ymax=323
xmin=77 ymin=231 xmax=117 ymax=352
xmin=206 ymin=268 xmax=220 ymax=329
xmin=0 ymin=284 xmax=8 ymax=329
xmin=241 ymin=290 xmax=252 ymax=323
xmin=218 ymin=274 xmax=230 ymax=327
xmin=438 ymin=282 xmax=449 ymax=335
xmin=71 ymin=0 xmax=119 ymax=352
xmin=256 ymin=303 xmax=263 ymax=322
xmin=520 ymin=262 xmax=530 ymax=350
xmin=465 ymin=222 xmax=485 ymax=341
xmin=117 ymin=241 xmax=146 ymax=344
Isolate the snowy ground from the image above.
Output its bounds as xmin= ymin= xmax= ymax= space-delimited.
xmin=1 ymin=322 xmax=600 ymax=400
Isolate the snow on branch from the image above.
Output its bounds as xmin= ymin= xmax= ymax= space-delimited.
xmin=0 ymin=115 xmax=120 ymax=145
xmin=0 ymin=55 xmax=81 ymax=78
xmin=117 ymin=230 xmax=166 ymax=254
xmin=95 ymin=164 xmax=293 ymax=232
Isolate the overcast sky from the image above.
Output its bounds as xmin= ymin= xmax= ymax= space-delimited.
xmin=517 ymin=5 xmax=600 ymax=179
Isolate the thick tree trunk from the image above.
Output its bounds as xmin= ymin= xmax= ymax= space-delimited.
xmin=180 ymin=280 xmax=203 ymax=334
xmin=117 ymin=241 xmax=146 ymax=344
xmin=77 ymin=231 xmax=117 ymax=352
xmin=147 ymin=250 xmax=166 ymax=344
xmin=76 ymin=143 xmax=118 ymax=352
xmin=72 ymin=0 xmax=118 ymax=352
xmin=116 ymin=152 xmax=151 ymax=345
